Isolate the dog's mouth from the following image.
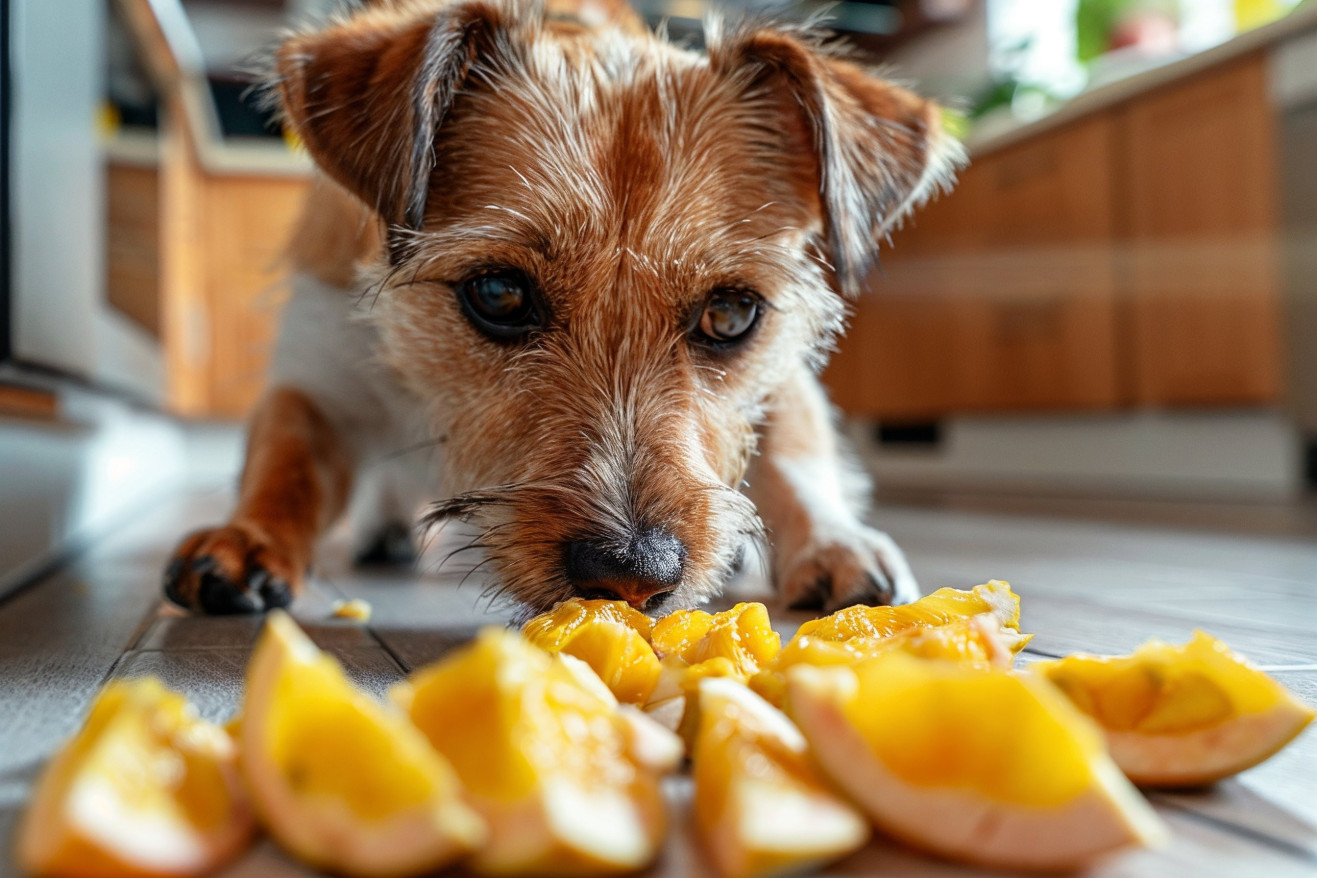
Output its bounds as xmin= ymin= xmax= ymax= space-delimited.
xmin=421 ymin=482 xmax=763 ymax=616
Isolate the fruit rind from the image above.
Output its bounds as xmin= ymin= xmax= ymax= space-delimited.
xmin=1104 ymin=703 xmax=1314 ymax=787
xmin=1033 ymin=631 xmax=1316 ymax=787
xmin=786 ymin=663 xmax=1167 ymax=871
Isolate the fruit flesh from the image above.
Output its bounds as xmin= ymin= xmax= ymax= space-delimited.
xmin=645 ymin=603 xmax=783 ymax=746
xmin=792 ymin=580 xmax=1023 ymax=643
xmin=647 ymin=602 xmax=780 ymax=704
xmin=786 ymin=657 xmax=1167 ymax=871
xmin=692 ymin=678 xmax=868 ymax=878
xmin=651 ymin=602 xmax=781 ymax=680
xmin=17 ymin=678 xmax=255 ymax=878
xmin=750 ymin=614 xmax=1029 ymax=709
xmin=1033 ymin=630 xmax=1316 ymax=786
xmin=393 ymin=628 xmax=678 ymax=875
xmin=523 ymin=598 xmax=661 ymax=704
xmin=241 ymin=612 xmax=484 ymax=878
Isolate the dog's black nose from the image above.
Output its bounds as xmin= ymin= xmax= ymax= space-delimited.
xmin=565 ymin=528 xmax=685 ymax=609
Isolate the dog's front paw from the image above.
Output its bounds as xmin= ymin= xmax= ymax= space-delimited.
xmin=163 ymin=523 xmax=302 ymax=615
xmin=778 ymin=526 xmax=919 ymax=613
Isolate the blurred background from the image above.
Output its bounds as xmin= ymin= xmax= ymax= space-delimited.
xmin=2 ymin=0 xmax=1317 ymax=594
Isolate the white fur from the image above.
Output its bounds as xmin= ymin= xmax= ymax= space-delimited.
xmin=269 ymin=273 xmax=437 ymax=550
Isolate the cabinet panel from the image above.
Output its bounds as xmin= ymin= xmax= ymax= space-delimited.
xmin=829 ymin=113 xmax=1123 ymax=416
xmin=106 ymin=163 xmax=162 ymax=337
xmin=827 ymin=283 xmax=960 ymax=419
xmin=200 ymin=175 xmax=309 ymax=418
xmin=1123 ymin=55 xmax=1281 ymax=406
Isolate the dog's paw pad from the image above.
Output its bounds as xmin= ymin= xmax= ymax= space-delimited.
xmin=780 ymin=527 xmax=919 ymax=613
xmin=785 ymin=573 xmax=829 ymax=611
xmin=164 ymin=524 xmax=301 ymax=615
xmin=196 ymin=562 xmax=264 ymax=615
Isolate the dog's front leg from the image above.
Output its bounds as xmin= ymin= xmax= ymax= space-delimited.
xmin=164 ymin=387 xmax=352 ymax=614
xmin=749 ymin=368 xmax=919 ymax=612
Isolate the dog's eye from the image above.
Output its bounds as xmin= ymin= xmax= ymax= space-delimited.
xmin=457 ymin=270 xmax=543 ymax=339
xmin=696 ymin=288 xmax=763 ymax=347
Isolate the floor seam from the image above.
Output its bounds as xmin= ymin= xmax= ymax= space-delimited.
xmin=1152 ymin=796 xmax=1317 ymax=863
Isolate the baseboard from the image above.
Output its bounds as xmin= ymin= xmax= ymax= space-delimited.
xmin=849 ymin=411 xmax=1303 ymax=502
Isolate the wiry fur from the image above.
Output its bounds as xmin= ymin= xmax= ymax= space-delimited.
xmin=163 ymin=0 xmax=961 ymax=617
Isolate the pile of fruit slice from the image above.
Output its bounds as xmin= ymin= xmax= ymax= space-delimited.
xmin=18 ymin=613 xmax=682 ymax=878
xmin=16 ymin=582 xmax=1313 ymax=878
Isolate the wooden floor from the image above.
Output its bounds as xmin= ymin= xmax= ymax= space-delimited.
xmin=2 ymin=485 xmax=1315 ymax=877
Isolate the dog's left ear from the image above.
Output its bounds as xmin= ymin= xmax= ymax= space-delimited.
xmin=275 ymin=3 xmax=524 ymax=232
xmin=711 ymin=23 xmax=963 ymax=296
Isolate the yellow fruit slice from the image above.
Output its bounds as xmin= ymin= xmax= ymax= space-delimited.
xmin=241 ymin=612 xmax=484 ymax=877
xmin=392 ymin=628 xmax=680 ymax=875
xmin=692 ymin=678 xmax=868 ymax=878
xmin=1032 ymin=631 xmax=1316 ymax=787
xmin=523 ymin=598 xmax=661 ymax=704
xmin=17 ymin=677 xmax=255 ymax=878
xmin=787 ymin=655 xmax=1167 ymax=871
xmin=749 ymin=615 xmax=1029 ymax=709
xmin=646 ymin=602 xmax=783 ymax=748
xmin=792 ymin=579 xmax=1024 ymax=643
xmin=652 ymin=602 xmax=781 ymax=675
xmin=649 ymin=602 xmax=781 ymax=702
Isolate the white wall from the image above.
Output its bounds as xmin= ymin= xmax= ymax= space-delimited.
xmin=10 ymin=0 xmax=164 ymax=402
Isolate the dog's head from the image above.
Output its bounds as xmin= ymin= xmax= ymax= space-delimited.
xmin=274 ymin=0 xmax=959 ymax=614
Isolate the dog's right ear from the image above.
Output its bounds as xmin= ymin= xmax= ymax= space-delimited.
xmin=709 ymin=21 xmax=963 ymax=297
xmin=275 ymin=3 xmax=522 ymax=231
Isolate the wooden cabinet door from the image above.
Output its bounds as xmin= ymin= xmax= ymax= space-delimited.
xmin=201 ymin=175 xmax=309 ymax=418
xmin=106 ymin=162 xmax=162 ymax=337
xmin=826 ymin=274 xmax=960 ymax=419
xmin=1122 ymin=55 xmax=1282 ymax=406
xmin=828 ymin=113 xmax=1123 ymax=417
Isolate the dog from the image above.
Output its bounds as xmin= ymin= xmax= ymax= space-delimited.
xmin=162 ymin=0 xmax=960 ymax=619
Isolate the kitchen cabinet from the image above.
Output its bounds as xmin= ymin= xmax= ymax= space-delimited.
xmin=198 ymin=175 xmax=309 ymax=417
xmin=828 ymin=51 xmax=1284 ymax=418
xmin=106 ymin=162 xmax=162 ymax=338
xmin=829 ymin=114 xmax=1123 ymax=417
